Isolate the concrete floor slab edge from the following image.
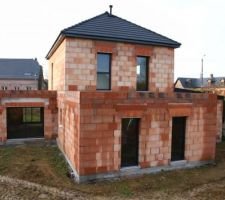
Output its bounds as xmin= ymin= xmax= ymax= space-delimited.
xmin=77 ymin=160 xmax=215 ymax=183
xmin=56 ymin=140 xmax=215 ymax=183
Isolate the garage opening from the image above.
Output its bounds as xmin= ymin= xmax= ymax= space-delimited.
xmin=7 ymin=107 xmax=44 ymax=139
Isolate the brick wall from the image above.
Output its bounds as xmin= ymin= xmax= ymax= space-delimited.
xmin=48 ymin=39 xmax=66 ymax=91
xmin=0 ymin=108 xmax=6 ymax=142
xmin=57 ymin=91 xmax=80 ymax=173
xmin=216 ymin=100 xmax=223 ymax=141
xmin=205 ymin=89 xmax=225 ymax=139
xmin=0 ymin=91 xmax=57 ymax=142
xmin=57 ymin=91 xmax=220 ymax=177
xmin=50 ymin=38 xmax=174 ymax=92
xmin=0 ymin=79 xmax=39 ymax=90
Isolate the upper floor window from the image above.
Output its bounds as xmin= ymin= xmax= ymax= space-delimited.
xmin=97 ymin=53 xmax=111 ymax=90
xmin=136 ymin=56 xmax=148 ymax=91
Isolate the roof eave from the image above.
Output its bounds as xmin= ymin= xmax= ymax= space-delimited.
xmin=46 ymin=32 xmax=181 ymax=59
xmin=63 ymin=33 xmax=181 ymax=48
xmin=0 ymin=77 xmax=39 ymax=80
xmin=46 ymin=33 xmax=66 ymax=59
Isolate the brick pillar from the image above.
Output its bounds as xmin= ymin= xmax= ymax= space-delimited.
xmin=0 ymin=107 xmax=7 ymax=142
xmin=44 ymin=106 xmax=58 ymax=139
xmin=216 ymin=100 xmax=223 ymax=142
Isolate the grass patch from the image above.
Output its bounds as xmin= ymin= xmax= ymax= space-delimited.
xmin=118 ymin=185 xmax=134 ymax=197
xmin=0 ymin=145 xmax=74 ymax=189
xmin=49 ymin=148 xmax=69 ymax=178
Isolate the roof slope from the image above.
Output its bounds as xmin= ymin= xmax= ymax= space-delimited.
xmin=0 ymin=59 xmax=41 ymax=80
xmin=46 ymin=12 xmax=181 ymax=59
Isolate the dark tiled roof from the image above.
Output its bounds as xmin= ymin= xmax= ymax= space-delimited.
xmin=46 ymin=12 xmax=181 ymax=59
xmin=174 ymin=88 xmax=203 ymax=93
xmin=0 ymin=59 xmax=41 ymax=80
xmin=175 ymin=76 xmax=225 ymax=88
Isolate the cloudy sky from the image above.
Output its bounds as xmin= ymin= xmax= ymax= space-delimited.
xmin=0 ymin=0 xmax=224 ymax=79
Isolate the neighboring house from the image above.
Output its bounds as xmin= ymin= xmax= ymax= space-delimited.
xmin=45 ymin=10 xmax=223 ymax=183
xmin=175 ymin=74 xmax=225 ymax=90
xmin=0 ymin=59 xmax=53 ymax=142
xmin=0 ymin=58 xmax=44 ymax=90
xmin=175 ymin=75 xmax=225 ymax=140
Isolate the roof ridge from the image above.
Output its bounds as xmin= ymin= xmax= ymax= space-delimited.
xmin=62 ymin=12 xmax=109 ymax=34
xmin=178 ymin=77 xmax=199 ymax=79
xmin=178 ymin=77 xmax=225 ymax=79
xmin=112 ymin=14 xmax=181 ymax=45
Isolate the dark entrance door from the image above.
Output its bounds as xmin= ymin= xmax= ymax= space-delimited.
xmin=171 ymin=117 xmax=186 ymax=161
xmin=7 ymin=107 xmax=44 ymax=139
xmin=121 ymin=118 xmax=139 ymax=167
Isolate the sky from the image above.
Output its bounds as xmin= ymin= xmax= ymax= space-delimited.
xmin=0 ymin=0 xmax=224 ymax=79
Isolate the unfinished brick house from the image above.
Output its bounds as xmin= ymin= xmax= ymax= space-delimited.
xmin=45 ymin=10 xmax=223 ymax=182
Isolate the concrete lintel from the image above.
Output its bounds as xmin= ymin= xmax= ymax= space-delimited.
xmin=1 ymin=98 xmax=49 ymax=106
xmin=168 ymin=103 xmax=193 ymax=106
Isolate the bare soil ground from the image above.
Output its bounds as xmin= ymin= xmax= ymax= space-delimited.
xmin=1 ymin=141 xmax=225 ymax=199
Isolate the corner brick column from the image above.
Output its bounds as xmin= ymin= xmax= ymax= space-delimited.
xmin=44 ymin=106 xmax=57 ymax=140
xmin=0 ymin=107 xmax=7 ymax=142
xmin=201 ymin=94 xmax=218 ymax=160
xmin=216 ymin=100 xmax=223 ymax=141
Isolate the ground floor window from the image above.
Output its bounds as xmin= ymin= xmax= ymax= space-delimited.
xmin=7 ymin=107 xmax=44 ymax=139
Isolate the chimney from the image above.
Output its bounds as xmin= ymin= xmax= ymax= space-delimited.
xmin=109 ymin=5 xmax=113 ymax=15
xmin=208 ymin=74 xmax=215 ymax=86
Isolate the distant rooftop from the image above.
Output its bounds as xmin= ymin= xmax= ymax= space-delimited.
xmin=46 ymin=11 xmax=181 ymax=59
xmin=0 ymin=59 xmax=41 ymax=80
xmin=175 ymin=75 xmax=225 ymax=89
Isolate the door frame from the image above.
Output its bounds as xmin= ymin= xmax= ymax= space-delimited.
xmin=171 ymin=116 xmax=187 ymax=162
xmin=120 ymin=117 xmax=140 ymax=168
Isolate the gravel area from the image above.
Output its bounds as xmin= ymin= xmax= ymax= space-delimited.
xmin=1 ymin=174 xmax=225 ymax=200
xmin=0 ymin=175 xmax=88 ymax=200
